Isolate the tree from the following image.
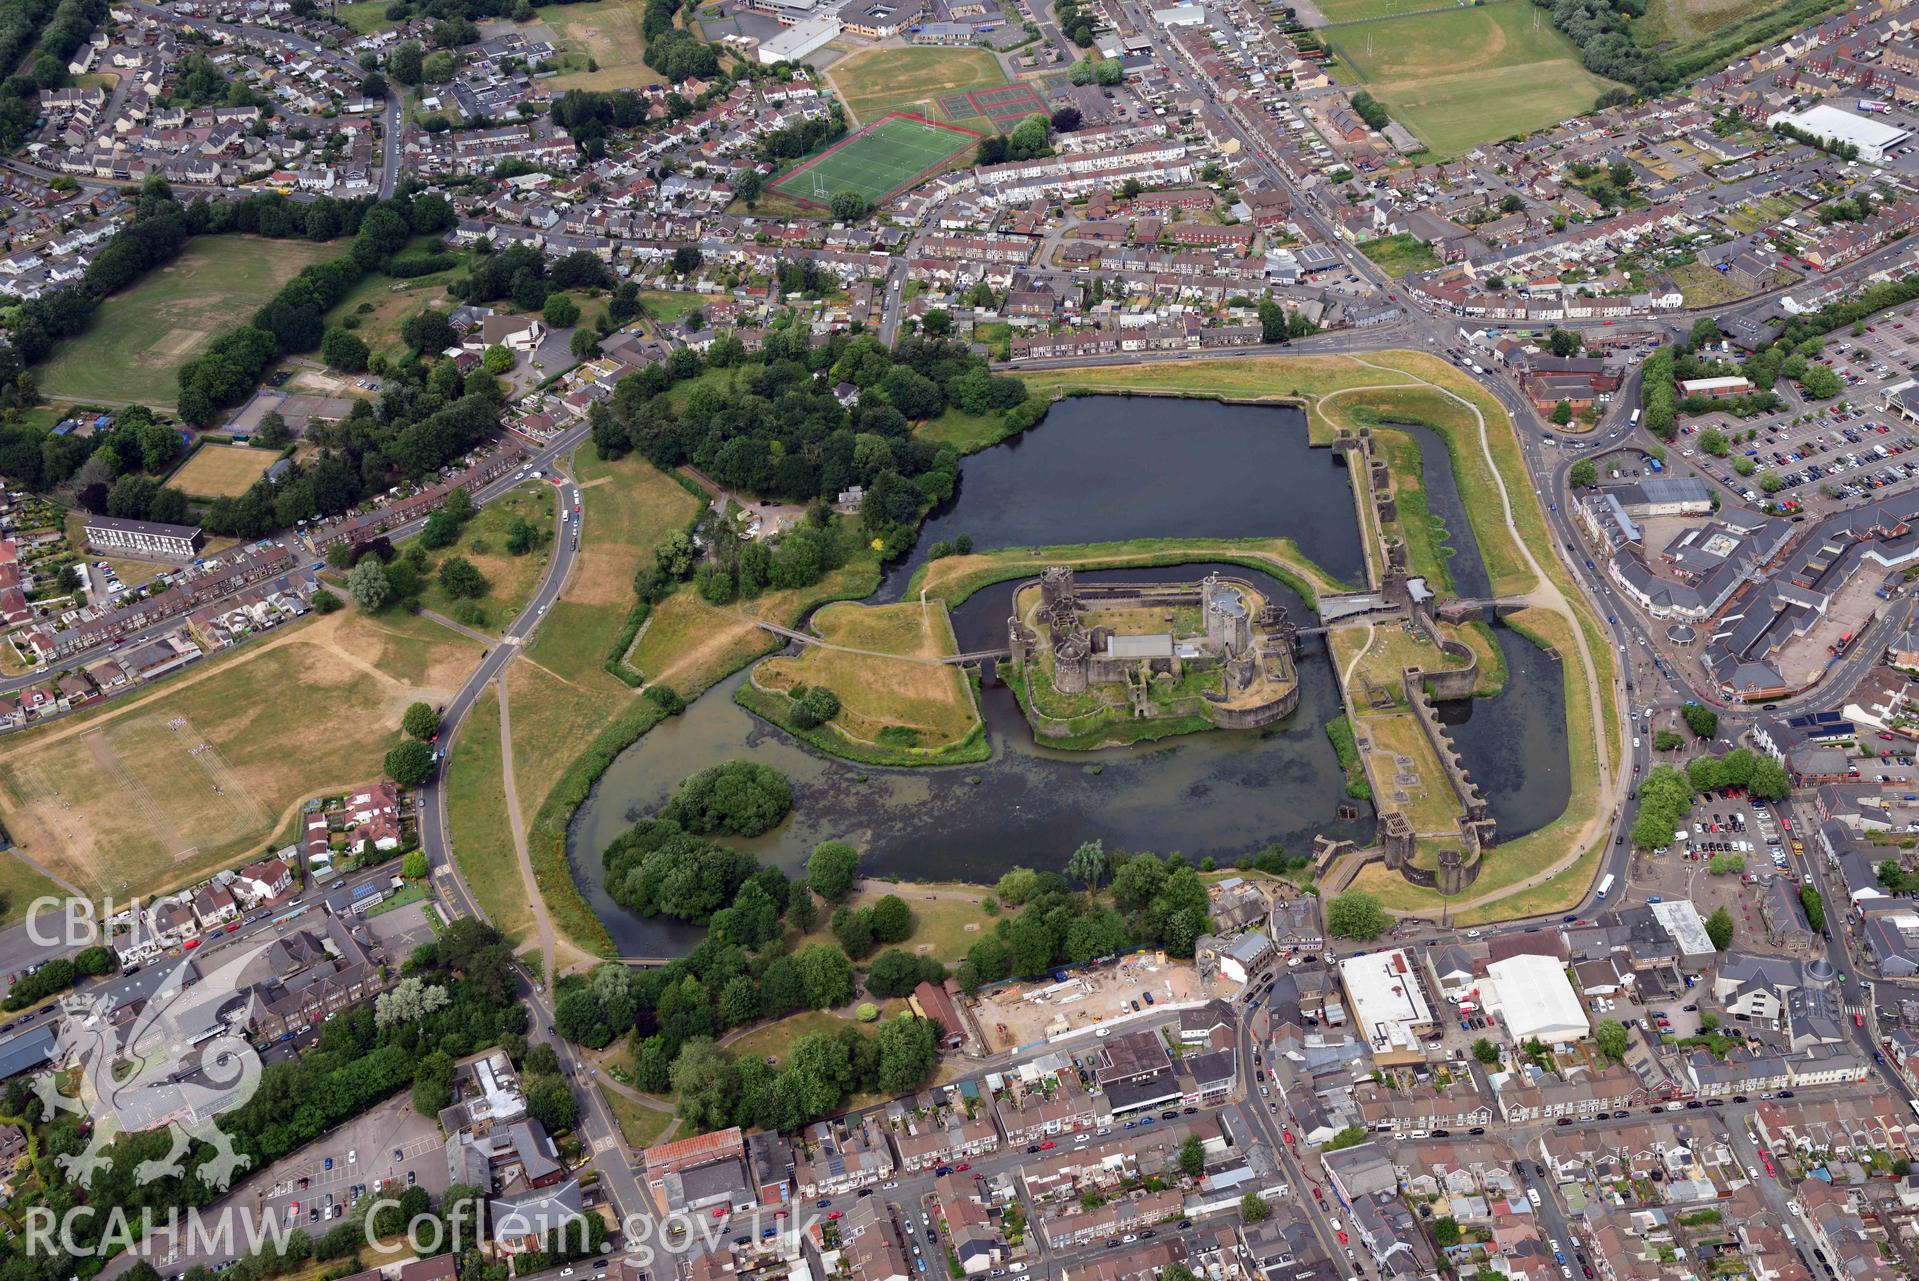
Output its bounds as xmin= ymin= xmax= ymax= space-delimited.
xmin=867 ymin=948 xmax=941 ymax=998
xmin=788 ymin=685 xmax=841 ymax=730
xmin=1471 ymin=1037 xmax=1499 ymax=1064
xmin=808 ymin=840 xmax=860 ymax=902
xmin=438 ymin=555 xmax=486 ymax=599
xmin=1682 ymin=704 xmax=1718 ymax=739
xmin=1178 ymin=1136 xmax=1205 ymax=1178
xmin=662 ymin=760 xmax=792 ymax=836
xmin=1258 ymin=298 xmax=1288 ymax=344
xmin=1705 ymin=906 xmax=1734 ymax=951
xmin=794 ymin=942 xmax=855 ymax=1009
xmin=385 ymin=739 xmax=436 ymax=787
xmin=671 ymin=1037 xmax=740 ymax=1133
xmin=1548 ymin=328 xmax=1581 ymax=357
xmin=544 ymin=293 xmax=581 ymax=328
xmin=1800 ymin=885 xmax=1826 ymax=932
xmin=869 ymin=894 xmax=913 ymax=944
xmin=320 ymin=326 xmax=370 ymax=372
xmin=1569 ymin=459 xmax=1597 ymax=488
xmin=995 ymin=867 xmax=1039 ymax=905
xmin=387 ymin=40 xmax=425 ymax=85
xmin=402 ymin=701 xmax=441 ymax=741
xmin=1800 ymin=363 xmax=1842 ymax=400
xmin=1653 ymin=729 xmax=1684 ymax=752
xmin=403 ymin=849 xmax=429 ymax=879
xmin=1594 ymin=1019 xmax=1628 ymax=1062
xmin=411 ymin=1050 xmax=455 ymax=1115
xmin=1433 ymin=1218 xmax=1462 ymax=1248
xmin=1326 ymin=890 xmax=1389 ymax=940
xmin=829 ymin=191 xmax=872 ymax=222
xmin=1067 ymin=839 xmax=1109 ymax=892
xmin=830 ymin=905 xmax=874 ymax=958
xmin=1240 ymin=1192 xmax=1271 ymax=1222
xmin=483 ymin=344 xmax=515 ymax=374
xmin=1551 ymin=400 xmax=1574 ymax=426
xmin=1094 ymin=57 xmax=1124 ymax=85
xmin=348 ymin=558 xmax=391 ymax=612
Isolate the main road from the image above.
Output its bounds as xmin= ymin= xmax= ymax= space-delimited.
xmin=400 ymin=431 xmax=659 ymax=1242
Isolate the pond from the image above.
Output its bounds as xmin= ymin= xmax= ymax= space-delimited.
xmin=566 ymin=400 xmax=1569 ymax=955
xmin=877 ymin=394 xmax=1371 ymax=597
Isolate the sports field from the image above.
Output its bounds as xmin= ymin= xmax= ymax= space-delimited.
xmin=827 ymin=46 xmax=1011 ymax=131
xmin=0 ymin=608 xmax=479 ymax=901
xmin=38 ymin=238 xmax=342 ymax=407
xmin=533 ymin=0 xmax=669 ymax=90
xmin=1323 ymin=2 xmax=1617 ymax=155
xmin=772 ymin=114 xmax=979 ymax=207
xmin=170 ymin=442 xmax=276 ymax=498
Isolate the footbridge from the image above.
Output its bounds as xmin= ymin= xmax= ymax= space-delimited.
xmin=749 ymin=618 xmax=1010 ymax=665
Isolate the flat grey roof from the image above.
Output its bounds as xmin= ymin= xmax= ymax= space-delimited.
xmin=1107 ymin=633 xmax=1173 ymax=659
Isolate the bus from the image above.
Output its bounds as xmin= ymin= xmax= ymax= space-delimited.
xmin=1596 ymin=873 xmax=1615 ymax=898
xmin=1629 ymin=408 xmax=1642 ymax=427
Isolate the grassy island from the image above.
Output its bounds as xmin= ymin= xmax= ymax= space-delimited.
xmin=737 ymin=601 xmax=989 ymax=767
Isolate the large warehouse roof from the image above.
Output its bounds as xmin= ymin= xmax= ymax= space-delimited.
xmin=1768 ymin=104 xmax=1911 ymax=161
xmin=1487 ymin=952 xmax=1589 ymax=1043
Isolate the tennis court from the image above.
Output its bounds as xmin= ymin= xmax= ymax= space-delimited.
xmin=967 ymin=84 xmax=1047 ymax=126
xmin=772 ymin=112 xmax=980 ymax=206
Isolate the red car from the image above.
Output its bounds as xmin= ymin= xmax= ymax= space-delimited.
xmin=1039 ymin=1140 xmax=1057 ymax=1150
xmin=1337 ymin=1232 xmax=1349 ymax=1246
xmin=955 ymin=1163 xmax=971 ymax=1172
xmin=827 ymin=1211 xmax=844 ymax=1221
xmin=1855 ymin=1013 xmax=1865 ymax=1027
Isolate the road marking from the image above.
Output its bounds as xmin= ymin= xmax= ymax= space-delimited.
xmin=593 ymin=1135 xmax=619 ymax=1154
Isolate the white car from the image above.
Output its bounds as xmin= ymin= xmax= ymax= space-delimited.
xmin=1008 ymin=1266 xmax=1027 ymax=1275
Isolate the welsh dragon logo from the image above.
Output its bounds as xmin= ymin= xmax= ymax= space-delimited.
xmin=32 ymin=938 xmax=274 ymax=1191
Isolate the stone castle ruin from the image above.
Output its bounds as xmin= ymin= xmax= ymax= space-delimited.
xmin=1007 ymin=566 xmax=1301 ymax=737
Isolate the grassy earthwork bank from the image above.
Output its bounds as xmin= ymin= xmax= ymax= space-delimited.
xmin=909 ymin=537 xmax=1352 ymax=614
xmin=0 ymin=607 xmax=479 ymax=918
xmin=38 ymin=238 xmax=344 ymax=406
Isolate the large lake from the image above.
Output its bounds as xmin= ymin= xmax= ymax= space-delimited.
xmin=566 ymin=399 xmax=1568 ymax=955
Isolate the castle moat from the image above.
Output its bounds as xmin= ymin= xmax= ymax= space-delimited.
xmin=567 ymin=398 xmax=1572 ymax=954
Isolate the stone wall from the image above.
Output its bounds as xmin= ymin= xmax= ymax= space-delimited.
xmin=1401 ymin=667 xmax=1495 ymax=836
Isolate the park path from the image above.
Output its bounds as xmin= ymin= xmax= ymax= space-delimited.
xmin=1345 ymin=356 xmax=1623 ymax=913
xmin=421 ymin=610 xmax=495 ymax=646
xmin=495 ymin=673 xmax=559 ymax=986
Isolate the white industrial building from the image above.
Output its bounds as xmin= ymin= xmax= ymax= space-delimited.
xmin=1338 ymin=949 xmax=1434 ymax=1065
xmin=1767 ymin=104 xmax=1912 ymax=163
xmin=1487 ymin=953 xmax=1589 ymax=1044
xmin=758 ymin=14 xmax=840 ymax=63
